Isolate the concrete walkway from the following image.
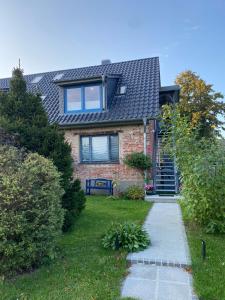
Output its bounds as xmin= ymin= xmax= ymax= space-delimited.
xmin=121 ymin=203 xmax=198 ymax=300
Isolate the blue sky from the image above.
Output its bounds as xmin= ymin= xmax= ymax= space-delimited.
xmin=0 ymin=0 xmax=225 ymax=95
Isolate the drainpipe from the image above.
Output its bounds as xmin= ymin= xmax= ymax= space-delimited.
xmin=143 ymin=118 xmax=147 ymax=194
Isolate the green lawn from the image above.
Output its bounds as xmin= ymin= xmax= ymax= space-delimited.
xmin=183 ymin=216 xmax=225 ymax=300
xmin=0 ymin=196 xmax=151 ymax=300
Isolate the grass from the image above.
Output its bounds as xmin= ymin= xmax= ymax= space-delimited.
xmin=0 ymin=196 xmax=151 ymax=300
xmin=181 ymin=205 xmax=225 ymax=300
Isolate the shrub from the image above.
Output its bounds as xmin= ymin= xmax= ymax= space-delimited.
xmin=124 ymin=152 xmax=152 ymax=171
xmin=162 ymin=106 xmax=225 ymax=233
xmin=125 ymin=185 xmax=145 ymax=200
xmin=62 ymin=179 xmax=86 ymax=231
xmin=181 ymin=142 xmax=225 ymax=233
xmin=0 ymin=146 xmax=64 ymax=276
xmin=102 ymin=222 xmax=150 ymax=252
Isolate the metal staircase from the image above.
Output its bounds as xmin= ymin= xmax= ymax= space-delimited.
xmin=154 ymin=135 xmax=177 ymax=194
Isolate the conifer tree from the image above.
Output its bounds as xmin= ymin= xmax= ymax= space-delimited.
xmin=0 ymin=68 xmax=85 ymax=231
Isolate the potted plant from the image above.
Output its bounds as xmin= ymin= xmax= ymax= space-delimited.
xmin=144 ymin=183 xmax=154 ymax=195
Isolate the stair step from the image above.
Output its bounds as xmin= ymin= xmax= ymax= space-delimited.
xmin=156 ymin=179 xmax=175 ymax=182
xmin=156 ymin=165 xmax=174 ymax=168
xmin=156 ymin=162 xmax=174 ymax=165
xmin=156 ymin=174 xmax=175 ymax=178
xmin=156 ymin=189 xmax=176 ymax=192
xmin=156 ymin=183 xmax=175 ymax=186
xmin=157 ymin=172 xmax=175 ymax=175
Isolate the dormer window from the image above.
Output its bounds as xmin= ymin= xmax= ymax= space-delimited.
xmin=64 ymin=83 xmax=103 ymax=113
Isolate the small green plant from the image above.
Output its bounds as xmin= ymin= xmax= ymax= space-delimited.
xmin=102 ymin=222 xmax=150 ymax=252
xmin=125 ymin=185 xmax=145 ymax=200
xmin=124 ymin=152 xmax=152 ymax=171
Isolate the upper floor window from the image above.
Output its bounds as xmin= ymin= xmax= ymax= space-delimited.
xmin=64 ymin=84 xmax=103 ymax=113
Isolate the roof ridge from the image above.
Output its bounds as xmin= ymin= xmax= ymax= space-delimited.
xmin=0 ymin=57 xmax=159 ymax=80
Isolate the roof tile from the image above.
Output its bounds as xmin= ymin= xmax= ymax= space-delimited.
xmin=0 ymin=57 xmax=160 ymax=126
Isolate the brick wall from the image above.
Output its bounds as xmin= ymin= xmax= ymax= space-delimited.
xmin=64 ymin=121 xmax=155 ymax=192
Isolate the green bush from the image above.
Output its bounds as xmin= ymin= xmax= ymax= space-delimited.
xmin=102 ymin=222 xmax=150 ymax=252
xmin=124 ymin=152 xmax=152 ymax=171
xmin=181 ymin=142 xmax=225 ymax=233
xmin=162 ymin=106 xmax=225 ymax=233
xmin=62 ymin=179 xmax=86 ymax=231
xmin=0 ymin=146 xmax=64 ymax=276
xmin=125 ymin=185 xmax=145 ymax=200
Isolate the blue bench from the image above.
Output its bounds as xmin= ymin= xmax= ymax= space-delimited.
xmin=86 ymin=178 xmax=113 ymax=195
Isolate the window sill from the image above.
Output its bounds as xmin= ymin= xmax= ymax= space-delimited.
xmin=79 ymin=161 xmax=120 ymax=165
xmin=64 ymin=109 xmax=103 ymax=114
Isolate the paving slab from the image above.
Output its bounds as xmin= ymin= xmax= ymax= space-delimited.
xmin=121 ymin=203 xmax=198 ymax=300
xmin=121 ymin=264 xmax=197 ymax=300
xmin=127 ymin=203 xmax=191 ymax=267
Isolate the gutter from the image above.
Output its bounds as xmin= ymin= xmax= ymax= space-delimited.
xmin=57 ymin=117 xmax=155 ymax=129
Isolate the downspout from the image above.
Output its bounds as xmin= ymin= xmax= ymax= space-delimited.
xmin=143 ymin=118 xmax=147 ymax=194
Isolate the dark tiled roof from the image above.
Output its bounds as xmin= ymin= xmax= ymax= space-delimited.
xmin=0 ymin=57 xmax=160 ymax=126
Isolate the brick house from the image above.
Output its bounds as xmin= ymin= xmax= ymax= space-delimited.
xmin=0 ymin=57 xmax=179 ymax=194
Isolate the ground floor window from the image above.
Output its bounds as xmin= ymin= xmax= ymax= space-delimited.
xmin=80 ymin=134 xmax=119 ymax=163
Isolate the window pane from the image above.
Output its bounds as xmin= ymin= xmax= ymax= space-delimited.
xmin=85 ymin=85 xmax=101 ymax=109
xmin=67 ymin=87 xmax=81 ymax=111
xmin=110 ymin=135 xmax=119 ymax=161
xmin=81 ymin=137 xmax=90 ymax=161
xmin=92 ymin=136 xmax=109 ymax=161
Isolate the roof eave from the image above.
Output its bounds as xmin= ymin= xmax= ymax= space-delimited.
xmin=56 ymin=117 xmax=156 ymax=129
xmin=54 ymin=76 xmax=103 ymax=86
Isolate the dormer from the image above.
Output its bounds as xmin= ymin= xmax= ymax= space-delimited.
xmin=56 ymin=74 xmax=121 ymax=115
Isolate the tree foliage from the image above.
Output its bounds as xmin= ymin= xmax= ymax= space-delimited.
xmin=0 ymin=68 xmax=85 ymax=231
xmin=0 ymin=146 xmax=64 ymax=276
xmin=176 ymin=70 xmax=224 ymax=137
xmin=162 ymin=106 xmax=225 ymax=233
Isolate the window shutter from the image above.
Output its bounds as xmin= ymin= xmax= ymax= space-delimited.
xmin=110 ymin=135 xmax=119 ymax=161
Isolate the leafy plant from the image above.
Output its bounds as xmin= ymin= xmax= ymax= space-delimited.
xmin=0 ymin=68 xmax=85 ymax=231
xmin=124 ymin=185 xmax=145 ymax=200
xmin=162 ymin=106 xmax=225 ymax=233
xmin=124 ymin=152 xmax=152 ymax=171
xmin=0 ymin=146 xmax=64 ymax=276
xmin=102 ymin=222 xmax=150 ymax=252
